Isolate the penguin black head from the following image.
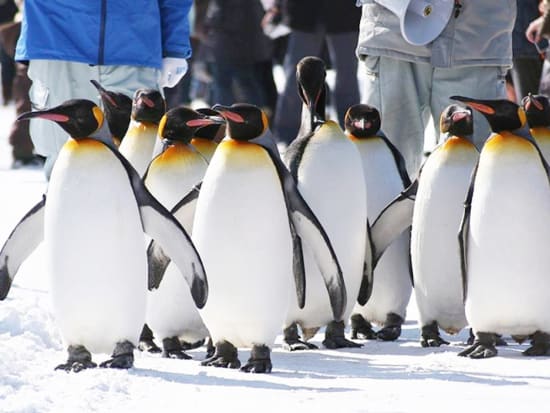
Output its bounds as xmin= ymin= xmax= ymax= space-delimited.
xmin=17 ymin=99 xmax=103 ymax=139
xmin=132 ymin=88 xmax=166 ymax=124
xmin=439 ymin=104 xmax=473 ymax=138
xmin=344 ymin=104 xmax=381 ymax=138
xmin=194 ymin=107 xmax=226 ymax=142
xmin=521 ymin=94 xmax=550 ymax=128
xmin=451 ymin=96 xmax=527 ymax=133
xmin=90 ymin=80 xmax=132 ymax=142
xmin=158 ymin=106 xmax=224 ymax=145
xmin=296 ymin=56 xmax=326 ymax=124
xmin=211 ymin=103 xmax=267 ymax=141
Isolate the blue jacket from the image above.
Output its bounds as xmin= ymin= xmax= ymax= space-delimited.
xmin=15 ymin=0 xmax=192 ymax=69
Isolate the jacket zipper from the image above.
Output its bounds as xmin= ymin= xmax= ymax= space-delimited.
xmin=98 ymin=0 xmax=107 ymax=64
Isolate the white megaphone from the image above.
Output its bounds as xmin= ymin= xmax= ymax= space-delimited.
xmin=374 ymin=0 xmax=454 ymax=46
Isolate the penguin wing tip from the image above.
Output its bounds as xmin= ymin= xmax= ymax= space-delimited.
xmin=0 ymin=264 xmax=12 ymax=300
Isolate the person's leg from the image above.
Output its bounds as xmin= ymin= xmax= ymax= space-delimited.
xmin=9 ymin=62 xmax=35 ymax=165
xmin=272 ymin=30 xmax=325 ymax=145
xmin=510 ymin=57 xmax=543 ymax=103
xmin=431 ymin=65 xmax=507 ymax=150
xmin=325 ymin=32 xmax=360 ymax=128
xmin=27 ymin=60 xmax=96 ymax=179
xmin=209 ymin=63 xmax=237 ymax=106
xmin=361 ymin=56 xmax=431 ymax=176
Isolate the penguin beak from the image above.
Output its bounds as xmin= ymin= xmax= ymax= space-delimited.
xmin=450 ymin=96 xmax=495 ymax=115
xmin=186 ymin=116 xmax=225 ymax=128
xmin=212 ymin=104 xmax=245 ymax=123
xmin=451 ymin=111 xmax=469 ymax=123
xmin=90 ymin=79 xmax=117 ymax=107
xmin=138 ymin=95 xmax=155 ymax=108
xmin=17 ymin=109 xmax=69 ymax=123
xmin=352 ymin=119 xmax=371 ymax=130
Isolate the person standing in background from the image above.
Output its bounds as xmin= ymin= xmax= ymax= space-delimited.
xmin=526 ymin=0 xmax=550 ymax=96
xmin=509 ymin=0 xmax=545 ymax=102
xmin=15 ymin=0 xmax=192 ymax=179
xmin=267 ymin=0 xmax=361 ymax=148
xmin=356 ymin=0 xmax=514 ymax=176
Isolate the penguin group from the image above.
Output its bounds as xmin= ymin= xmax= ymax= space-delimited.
xmin=2 ymin=56 xmax=550 ymax=376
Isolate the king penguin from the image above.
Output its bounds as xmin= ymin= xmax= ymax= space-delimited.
xmin=192 ymin=103 xmax=345 ymax=372
xmin=521 ymin=93 xmax=550 ymax=161
xmin=190 ymin=108 xmax=224 ymax=162
xmin=90 ymin=80 xmax=132 ymax=147
xmin=452 ymin=96 xmax=550 ymax=358
xmin=0 ymin=99 xmax=208 ymax=371
xmin=144 ymin=107 xmax=220 ymax=359
xmin=345 ymin=104 xmax=413 ymax=342
xmin=118 ymin=88 xmax=165 ymax=176
xmin=283 ymin=57 xmax=371 ymax=350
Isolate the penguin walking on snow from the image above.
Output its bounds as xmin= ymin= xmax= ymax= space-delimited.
xmin=0 ymin=100 xmax=207 ymax=372
xmin=283 ymin=57 xmax=372 ymax=350
xmin=345 ymin=104 xmax=413 ymax=342
xmin=371 ymin=104 xmax=479 ymax=346
xmin=193 ymin=103 xmax=345 ymax=372
xmin=521 ymin=93 xmax=550 ymax=161
xmin=118 ymin=88 xmax=165 ymax=176
xmin=144 ymin=107 xmax=220 ymax=359
xmin=452 ymin=96 xmax=550 ymax=358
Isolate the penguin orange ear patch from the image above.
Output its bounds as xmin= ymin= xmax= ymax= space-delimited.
xmin=467 ymin=102 xmax=495 ymax=115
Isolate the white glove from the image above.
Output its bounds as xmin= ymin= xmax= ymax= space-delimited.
xmin=159 ymin=57 xmax=188 ymax=88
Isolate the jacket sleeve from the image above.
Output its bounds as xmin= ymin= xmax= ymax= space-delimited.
xmin=159 ymin=0 xmax=193 ymax=59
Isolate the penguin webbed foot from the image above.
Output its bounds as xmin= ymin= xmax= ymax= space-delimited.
xmin=283 ymin=323 xmax=319 ymax=351
xmin=420 ymin=321 xmax=449 ymax=347
xmin=55 ymin=344 xmax=97 ymax=372
xmin=55 ymin=360 xmax=97 ymax=373
xmin=376 ymin=313 xmax=403 ymax=341
xmin=201 ymin=340 xmax=241 ymax=369
xmin=322 ymin=320 xmax=363 ymax=349
xmin=350 ymin=314 xmax=377 ymax=340
xmin=138 ymin=324 xmax=162 ymax=354
xmin=240 ymin=345 xmax=272 ymax=374
xmin=180 ymin=338 xmax=206 ymax=351
xmin=100 ymin=340 xmax=135 ymax=369
xmin=523 ymin=331 xmax=550 ymax=356
xmin=162 ymin=336 xmax=192 ymax=360
xmin=458 ymin=332 xmax=498 ymax=359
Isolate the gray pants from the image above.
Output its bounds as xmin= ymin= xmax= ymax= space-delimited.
xmin=361 ymin=56 xmax=507 ymax=176
xmin=272 ymin=30 xmax=360 ymax=145
xmin=28 ymin=60 xmax=159 ymax=179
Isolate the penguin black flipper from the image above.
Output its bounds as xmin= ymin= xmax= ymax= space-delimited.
xmin=370 ymin=179 xmax=418 ymax=265
xmin=356 ymin=222 xmax=375 ymax=306
xmin=107 ymin=147 xmax=208 ymax=308
xmin=0 ymin=196 xmax=46 ymax=300
xmin=147 ymin=184 xmax=202 ymax=290
xmin=458 ymin=165 xmax=476 ymax=302
xmin=379 ymin=132 xmax=412 ymax=188
xmin=252 ymin=132 xmax=346 ymax=320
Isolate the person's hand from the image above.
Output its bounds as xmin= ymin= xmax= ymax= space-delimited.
xmin=159 ymin=57 xmax=188 ymax=89
xmin=526 ymin=16 xmax=545 ymax=44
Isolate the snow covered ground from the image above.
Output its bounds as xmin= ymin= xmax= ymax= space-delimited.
xmin=0 ymin=102 xmax=550 ymax=413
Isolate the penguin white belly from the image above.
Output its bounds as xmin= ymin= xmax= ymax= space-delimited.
xmin=145 ymin=150 xmax=209 ymax=342
xmin=352 ymin=139 xmax=411 ymax=325
xmin=46 ymin=140 xmax=147 ymax=354
xmin=466 ymin=141 xmax=550 ymax=335
xmin=119 ymin=121 xmax=158 ymax=176
xmin=193 ymin=142 xmax=293 ymax=348
xmin=287 ymin=133 xmax=367 ymax=328
xmin=412 ymin=144 xmax=477 ymax=333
